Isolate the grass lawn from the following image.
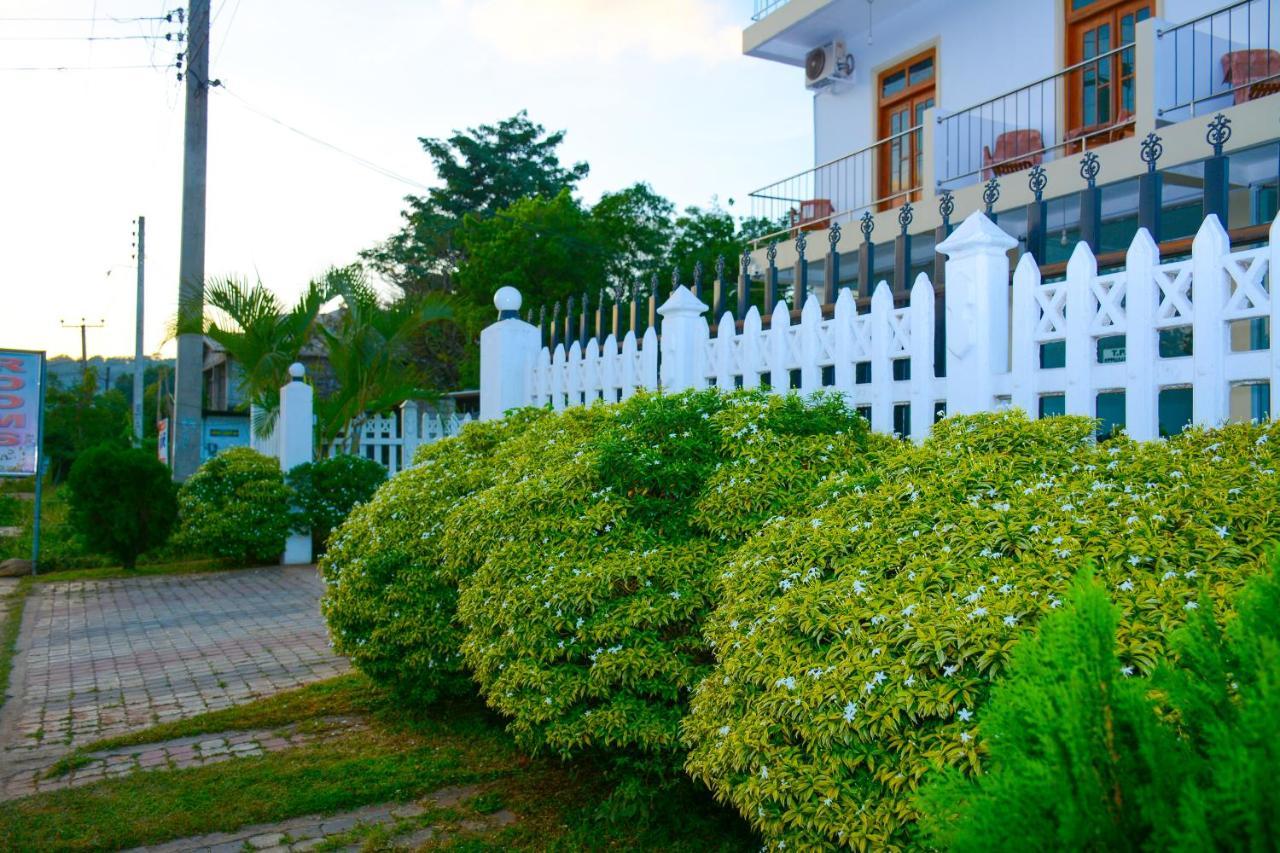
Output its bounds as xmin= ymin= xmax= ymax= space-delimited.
xmin=3 ymin=674 xmax=756 ymax=851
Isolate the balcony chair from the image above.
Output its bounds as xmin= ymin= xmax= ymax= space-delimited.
xmin=1222 ymin=49 xmax=1280 ymax=104
xmin=789 ymin=198 xmax=835 ymax=234
xmin=1064 ymin=108 xmax=1134 ymax=153
xmin=982 ymin=129 xmax=1044 ymax=179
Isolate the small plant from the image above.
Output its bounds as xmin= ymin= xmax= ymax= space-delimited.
xmin=286 ymin=454 xmax=387 ymax=552
xmin=916 ymin=554 xmax=1280 ymax=851
xmin=64 ymin=445 xmax=177 ymax=569
xmin=175 ymin=447 xmax=294 ymax=565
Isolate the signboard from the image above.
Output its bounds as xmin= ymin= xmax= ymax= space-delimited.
xmin=201 ymin=413 xmax=249 ymax=462
xmin=0 ymin=350 xmax=45 ymax=478
xmin=157 ymin=418 xmax=170 ymax=466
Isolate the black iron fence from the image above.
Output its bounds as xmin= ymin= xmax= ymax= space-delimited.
xmin=528 ymin=114 xmax=1278 ymax=353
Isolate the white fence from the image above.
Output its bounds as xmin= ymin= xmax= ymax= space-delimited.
xmin=483 ymin=211 xmax=1278 ymax=441
xmin=323 ymin=401 xmax=473 ymax=475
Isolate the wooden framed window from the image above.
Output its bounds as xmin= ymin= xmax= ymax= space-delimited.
xmin=1065 ymin=0 xmax=1151 ymax=145
xmin=877 ymin=48 xmax=936 ymax=208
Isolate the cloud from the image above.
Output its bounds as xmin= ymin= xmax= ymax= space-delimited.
xmin=443 ymin=0 xmax=741 ymax=65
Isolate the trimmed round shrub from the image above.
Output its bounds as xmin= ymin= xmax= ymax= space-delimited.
xmin=175 ymin=447 xmax=294 ymax=565
xmin=682 ymin=411 xmax=1280 ymax=850
xmin=451 ymin=390 xmax=872 ymax=781
xmin=65 ymin=445 xmax=177 ymax=569
xmin=286 ymin=454 xmax=387 ymax=550
xmin=320 ymin=411 xmax=544 ymax=704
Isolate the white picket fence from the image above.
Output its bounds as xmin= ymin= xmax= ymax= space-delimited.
xmin=323 ymin=401 xmax=474 ymax=475
xmin=485 ymin=211 xmax=1278 ymax=441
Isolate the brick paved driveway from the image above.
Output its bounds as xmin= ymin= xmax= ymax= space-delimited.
xmin=0 ymin=567 xmax=347 ymax=798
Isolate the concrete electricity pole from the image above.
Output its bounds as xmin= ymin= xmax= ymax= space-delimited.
xmin=172 ymin=0 xmax=210 ymax=480
xmin=133 ymin=216 xmax=146 ymax=446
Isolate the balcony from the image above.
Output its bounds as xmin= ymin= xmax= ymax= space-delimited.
xmin=748 ymin=0 xmax=1280 ymax=251
xmin=752 ymin=0 xmax=794 ymax=22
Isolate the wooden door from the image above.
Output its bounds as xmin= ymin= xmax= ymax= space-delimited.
xmin=1066 ymin=0 xmax=1151 ymax=141
xmin=877 ymin=50 xmax=936 ymax=208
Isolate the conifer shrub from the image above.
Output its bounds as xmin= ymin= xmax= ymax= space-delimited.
xmin=916 ymin=553 xmax=1280 ymax=851
xmin=682 ymin=411 xmax=1280 ymax=850
xmin=451 ymin=390 xmax=871 ymax=789
xmin=175 ymin=447 xmax=294 ymax=565
xmin=65 ymin=445 xmax=177 ymax=569
xmin=320 ymin=410 xmax=544 ymax=704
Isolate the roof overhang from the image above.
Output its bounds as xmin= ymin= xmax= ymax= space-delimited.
xmin=743 ymin=0 xmax=928 ymax=66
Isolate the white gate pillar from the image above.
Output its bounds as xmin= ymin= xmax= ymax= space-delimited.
xmin=480 ymin=286 xmax=541 ymax=420
xmin=278 ymin=362 xmax=313 ymax=565
xmin=936 ymin=211 xmax=1018 ymax=415
xmin=658 ymin=285 xmax=710 ymax=392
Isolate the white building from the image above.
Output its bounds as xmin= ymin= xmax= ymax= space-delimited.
xmin=744 ymin=0 xmax=1279 ymax=268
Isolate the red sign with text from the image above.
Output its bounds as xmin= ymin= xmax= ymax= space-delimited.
xmin=0 ymin=351 xmax=43 ymax=477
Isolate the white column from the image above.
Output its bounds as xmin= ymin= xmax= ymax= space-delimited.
xmin=400 ymin=399 xmax=421 ymax=468
xmin=279 ymin=363 xmax=313 ymax=565
xmin=657 ymin=285 xmax=709 ymax=392
xmin=480 ymin=286 xmax=541 ymax=421
xmin=936 ymin=211 xmax=1018 ymax=415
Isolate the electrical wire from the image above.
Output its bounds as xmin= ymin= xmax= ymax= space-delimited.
xmin=0 ymin=63 xmax=162 ymax=71
xmin=216 ymin=85 xmax=433 ymax=192
xmin=213 ymin=0 xmax=243 ymax=65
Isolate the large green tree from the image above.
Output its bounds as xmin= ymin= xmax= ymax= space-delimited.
xmin=361 ymin=111 xmax=589 ymax=298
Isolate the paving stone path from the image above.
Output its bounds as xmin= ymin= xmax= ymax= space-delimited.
xmin=4 ymin=715 xmax=365 ymax=799
xmin=0 ymin=566 xmax=348 ymax=799
xmin=128 ymin=784 xmax=519 ymax=853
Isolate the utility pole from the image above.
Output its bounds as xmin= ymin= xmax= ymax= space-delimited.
xmin=61 ymin=318 xmax=106 ymax=377
xmin=173 ymin=0 xmax=210 ymax=481
xmin=133 ymin=216 xmax=146 ymax=446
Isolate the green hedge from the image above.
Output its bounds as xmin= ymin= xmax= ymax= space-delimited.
xmin=175 ymin=447 xmax=294 ymax=565
xmin=682 ymin=411 xmax=1280 ymax=849
xmin=287 ymin=454 xmax=387 ymax=552
xmin=318 ymin=393 xmax=1280 ymax=848
xmin=320 ymin=411 xmax=543 ymax=704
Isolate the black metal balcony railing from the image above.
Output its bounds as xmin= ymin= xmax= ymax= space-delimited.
xmin=937 ymin=43 xmax=1138 ymax=189
xmin=748 ymin=124 xmax=923 ymax=246
xmin=751 ymin=0 xmax=793 ymax=21
xmin=1157 ymin=0 xmax=1278 ymax=121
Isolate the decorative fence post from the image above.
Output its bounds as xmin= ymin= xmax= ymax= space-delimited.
xmin=480 ymin=286 xmax=541 ymax=421
xmin=401 ymin=399 xmax=421 ymax=467
xmin=936 ymin=211 xmax=1017 ymax=415
xmin=1191 ymin=214 xmax=1230 ymax=426
xmin=658 ymin=285 xmax=709 ymax=392
xmin=279 ymin=362 xmax=313 ymax=565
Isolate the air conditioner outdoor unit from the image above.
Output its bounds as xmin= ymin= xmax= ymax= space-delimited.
xmin=805 ymin=41 xmax=853 ymax=90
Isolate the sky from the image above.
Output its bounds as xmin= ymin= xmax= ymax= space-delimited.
xmin=0 ymin=0 xmax=810 ymax=359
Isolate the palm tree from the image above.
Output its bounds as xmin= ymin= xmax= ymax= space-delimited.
xmin=315 ymin=267 xmax=452 ymax=454
xmin=182 ymin=276 xmax=325 ymax=437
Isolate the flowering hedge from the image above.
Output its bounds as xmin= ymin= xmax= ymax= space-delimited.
xmin=175 ymin=447 xmax=294 ymax=565
xmin=320 ymin=411 xmax=544 ymax=703
xmin=452 ymin=390 xmax=871 ymax=770
xmin=682 ymin=411 xmax=1280 ymax=850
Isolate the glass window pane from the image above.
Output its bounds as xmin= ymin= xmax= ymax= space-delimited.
xmin=908 ymin=57 xmax=934 ymax=84
xmin=1158 ymin=387 xmax=1193 ymax=437
xmin=894 ymin=403 xmax=911 ymax=437
xmin=1230 ymin=383 xmax=1271 ymax=422
xmin=893 ymin=358 xmax=911 ymax=381
xmin=1039 ymin=394 xmax=1066 ymax=418
xmin=1040 ymin=340 xmax=1066 ymax=369
xmin=1072 ymin=0 xmax=1097 ymax=9
xmin=1096 ymin=390 xmax=1126 ymax=438
xmin=1097 ymin=334 xmax=1126 ymax=363
xmin=881 ymin=70 xmax=906 ymax=98
xmin=1159 ymin=327 xmax=1193 ymax=357
xmin=856 ymin=362 xmax=871 ymax=384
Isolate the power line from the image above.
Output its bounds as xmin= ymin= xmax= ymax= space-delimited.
xmin=0 ymin=33 xmax=178 ymax=41
xmin=0 ymin=15 xmax=172 ymax=22
xmin=212 ymin=0 xmax=243 ymax=65
xmin=216 ymin=85 xmax=434 ymax=192
xmin=0 ymin=63 xmax=164 ymax=71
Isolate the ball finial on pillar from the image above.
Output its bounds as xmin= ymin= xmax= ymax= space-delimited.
xmin=288 ymin=362 xmax=305 ymax=381
xmin=494 ymin=286 xmax=522 ymax=318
